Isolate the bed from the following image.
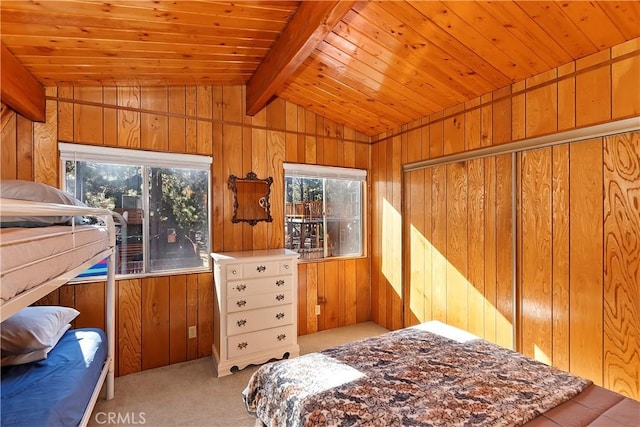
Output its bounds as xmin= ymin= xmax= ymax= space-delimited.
xmin=1 ymin=328 xmax=108 ymax=426
xmin=243 ymin=321 xmax=640 ymax=427
xmin=1 ymin=189 xmax=116 ymax=427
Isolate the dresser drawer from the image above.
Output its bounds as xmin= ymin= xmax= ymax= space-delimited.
xmin=226 ymin=264 xmax=243 ymax=280
xmin=227 ymin=304 xmax=294 ymax=336
xmin=227 ymin=261 xmax=280 ymax=280
xmin=280 ymin=260 xmax=294 ymax=274
xmin=227 ymin=325 xmax=295 ymax=359
xmin=227 ymin=275 xmax=292 ymax=297
xmin=228 ymin=290 xmax=293 ymax=313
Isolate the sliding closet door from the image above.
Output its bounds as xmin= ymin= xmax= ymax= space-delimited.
xmin=520 ymin=137 xmax=606 ymax=385
xmin=519 ymin=145 xmax=567 ymax=369
xmin=603 ymin=131 xmax=639 ymax=400
xmin=519 ymin=131 xmax=639 ymax=398
xmin=405 ymin=131 xmax=638 ymax=399
xmin=403 ymin=154 xmax=515 ymax=349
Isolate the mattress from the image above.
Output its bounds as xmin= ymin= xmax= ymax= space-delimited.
xmin=1 ymin=328 xmax=108 ymax=427
xmin=244 ymin=321 xmax=640 ymax=426
xmin=0 ymin=225 xmax=110 ymax=305
xmin=525 ymin=384 xmax=640 ymax=426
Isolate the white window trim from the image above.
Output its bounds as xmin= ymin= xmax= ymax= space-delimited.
xmin=284 ymin=163 xmax=366 ymax=179
xmin=59 ymin=143 xmax=212 ymax=170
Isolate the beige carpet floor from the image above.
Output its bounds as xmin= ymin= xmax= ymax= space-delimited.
xmin=89 ymin=321 xmax=388 ymax=427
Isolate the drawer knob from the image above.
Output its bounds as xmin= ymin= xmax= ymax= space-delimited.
xmin=275 ymin=294 xmax=285 ymax=301
xmin=237 ymin=342 xmax=248 ymax=350
xmin=275 ymin=279 xmax=285 ymax=286
xmin=236 ymin=299 xmax=247 ymax=307
xmin=237 ymin=319 xmax=247 ymax=327
xmin=283 ymin=264 xmax=290 ymax=270
xmin=276 ymin=312 xmax=285 ymax=320
xmin=231 ymin=269 xmax=238 ymax=275
xmin=277 ymin=334 xmax=286 ymax=341
xmin=257 ymin=265 xmax=266 ymax=273
xmin=234 ymin=284 xmax=247 ymax=292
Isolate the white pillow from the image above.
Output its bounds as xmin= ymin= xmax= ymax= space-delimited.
xmin=1 ymin=349 xmax=48 ymax=366
xmin=1 ymin=306 xmax=79 ymax=354
xmin=0 ymin=179 xmax=87 ymax=227
xmin=0 ymin=324 xmax=71 ymax=366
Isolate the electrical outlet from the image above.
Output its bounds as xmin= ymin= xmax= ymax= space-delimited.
xmin=188 ymin=325 xmax=197 ymax=339
xmin=315 ymin=304 xmax=321 ymax=315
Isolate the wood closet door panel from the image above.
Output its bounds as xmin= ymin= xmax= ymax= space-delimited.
xmin=403 ymin=154 xmax=514 ymax=347
xmin=603 ymin=132 xmax=640 ymax=400
xmin=467 ymin=158 xmax=486 ymax=338
xmin=404 ymin=168 xmax=426 ymax=326
xmin=569 ymin=138 xmax=604 ymax=385
xmin=430 ymin=165 xmax=447 ymax=323
xmin=483 ymin=156 xmax=498 ymax=344
xmin=495 ymin=154 xmax=515 ymax=350
xmin=551 ymin=145 xmax=570 ymax=372
xmin=445 ymin=161 xmax=468 ymax=331
xmin=520 ymin=148 xmax=553 ymax=364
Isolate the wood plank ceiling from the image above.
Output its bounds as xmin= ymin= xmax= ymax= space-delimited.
xmin=1 ymin=0 xmax=639 ymax=136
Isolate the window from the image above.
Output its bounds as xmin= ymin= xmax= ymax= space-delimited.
xmin=284 ymin=163 xmax=366 ymax=260
xmin=60 ymin=143 xmax=212 ymax=276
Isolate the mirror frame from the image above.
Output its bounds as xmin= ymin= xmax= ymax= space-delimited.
xmin=228 ymin=172 xmax=273 ymax=226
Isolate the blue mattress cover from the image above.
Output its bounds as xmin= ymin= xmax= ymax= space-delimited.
xmin=1 ymin=328 xmax=107 ymax=427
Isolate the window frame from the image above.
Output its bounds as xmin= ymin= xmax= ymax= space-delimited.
xmin=283 ymin=163 xmax=367 ymax=261
xmin=59 ymin=142 xmax=213 ymax=279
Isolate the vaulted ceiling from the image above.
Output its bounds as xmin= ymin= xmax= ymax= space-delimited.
xmin=1 ymin=1 xmax=639 ymax=136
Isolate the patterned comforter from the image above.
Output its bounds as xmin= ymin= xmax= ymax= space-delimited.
xmin=243 ymin=323 xmax=591 ymax=427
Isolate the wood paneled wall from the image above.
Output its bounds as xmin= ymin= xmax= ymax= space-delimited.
xmin=519 ymin=133 xmax=639 ymax=399
xmin=603 ymin=133 xmax=640 ymax=399
xmin=373 ymin=38 xmax=639 ymax=399
xmin=1 ymin=85 xmax=371 ymax=376
xmin=403 ymin=155 xmax=515 ymax=350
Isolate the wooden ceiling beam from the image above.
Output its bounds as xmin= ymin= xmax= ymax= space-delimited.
xmin=1 ymin=43 xmax=45 ymax=122
xmin=245 ymin=0 xmax=357 ymax=116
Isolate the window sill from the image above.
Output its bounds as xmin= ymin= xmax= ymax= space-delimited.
xmin=296 ymin=254 xmax=367 ymax=264
xmin=68 ymin=266 xmax=212 ymax=284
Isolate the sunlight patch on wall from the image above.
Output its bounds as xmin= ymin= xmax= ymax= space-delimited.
xmin=534 ymin=345 xmax=552 ymax=366
xmin=407 ymin=223 xmax=513 ymax=349
xmin=382 ymin=199 xmax=402 ymax=298
xmin=409 ymin=224 xmax=427 ymax=323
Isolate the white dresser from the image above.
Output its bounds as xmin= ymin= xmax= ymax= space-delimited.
xmin=210 ymin=249 xmax=300 ymax=377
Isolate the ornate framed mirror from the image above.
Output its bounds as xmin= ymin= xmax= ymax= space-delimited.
xmin=228 ymin=172 xmax=273 ymax=225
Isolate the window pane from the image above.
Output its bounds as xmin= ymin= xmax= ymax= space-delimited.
xmin=65 ymin=161 xmax=210 ymax=276
xmin=284 ymin=171 xmax=364 ymax=260
xmin=326 ymin=178 xmax=362 ymax=256
xmin=284 ymin=176 xmax=324 ymax=259
xmin=65 ymin=160 xmax=144 ymax=274
xmin=148 ymin=168 xmax=209 ymax=272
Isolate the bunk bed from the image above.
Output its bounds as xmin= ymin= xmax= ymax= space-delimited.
xmin=244 ymin=321 xmax=640 ymax=427
xmin=1 ymin=192 xmax=116 ymax=427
